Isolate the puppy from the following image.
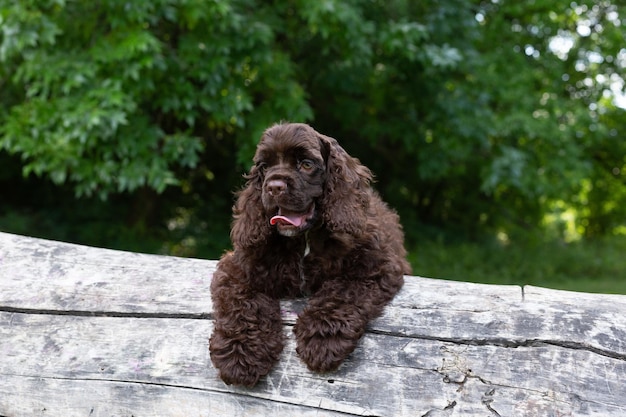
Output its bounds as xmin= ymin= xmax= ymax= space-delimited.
xmin=209 ymin=123 xmax=411 ymax=386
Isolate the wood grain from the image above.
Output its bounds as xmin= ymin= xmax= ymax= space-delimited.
xmin=1 ymin=232 xmax=625 ymax=416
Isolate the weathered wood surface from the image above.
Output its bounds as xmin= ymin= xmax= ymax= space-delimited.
xmin=0 ymin=231 xmax=625 ymax=417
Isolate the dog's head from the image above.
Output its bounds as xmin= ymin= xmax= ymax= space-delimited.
xmin=254 ymin=123 xmax=326 ymax=237
xmin=231 ymin=123 xmax=372 ymax=247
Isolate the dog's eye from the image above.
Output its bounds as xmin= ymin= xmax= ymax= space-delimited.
xmin=298 ymin=159 xmax=315 ymax=172
xmin=255 ymin=162 xmax=267 ymax=173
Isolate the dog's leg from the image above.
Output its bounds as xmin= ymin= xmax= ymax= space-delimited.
xmin=209 ymin=255 xmax=284 ymax=387
xmin=293 ymin=273 xmax=403 ymax=373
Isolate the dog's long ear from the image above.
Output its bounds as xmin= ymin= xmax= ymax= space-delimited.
xmin=318 ymin=133 xmax=373 ymax=236
xmin=230 ymin=163 xmax=272 ymax=249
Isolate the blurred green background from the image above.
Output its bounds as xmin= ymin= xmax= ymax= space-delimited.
xmin=1 ymin=0 xmax=625 ymax=293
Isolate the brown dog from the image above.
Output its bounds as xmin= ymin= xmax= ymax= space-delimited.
xmin=209 ymin=123 xmax=411 ymax=386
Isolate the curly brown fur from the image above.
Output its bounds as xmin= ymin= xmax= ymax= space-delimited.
xmin=209 ymin=123 xmax=411 ymax=386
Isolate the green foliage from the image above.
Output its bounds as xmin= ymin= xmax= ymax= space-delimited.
xmin=470 ymin=0 xmax=626 ymax=238
xmin=0 ymin=0 xmax=312 ymax=197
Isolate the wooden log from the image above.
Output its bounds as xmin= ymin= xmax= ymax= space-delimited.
xmin=0 ymin=231 xmax=625 ymax=416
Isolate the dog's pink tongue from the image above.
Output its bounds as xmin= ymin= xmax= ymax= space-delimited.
xmin=270 ymin=214 xmax=304 ymax=227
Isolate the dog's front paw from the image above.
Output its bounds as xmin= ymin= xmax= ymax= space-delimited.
xmin=293 ymin=309 xmax=366 ymax=372
xmin=213 ymin=356 xmax=266 ymax=387
xmin=209 ymin=331 xmax=283 ymax=387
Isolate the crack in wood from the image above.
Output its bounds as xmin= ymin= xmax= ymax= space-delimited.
xmin=4 ymin=305 xmax=624 ymax=366
xmin=0 ymin=306 xmax=212 ymax=320
xmin=433 ymin=364 xmax=616 ymax=412
xmin=4 ymin=374 xmax=373 ymax=417
xmin=369 ymin=329 xmax=626 ymax=362
xmin=541 ymin=340 xmax=626 ymax=361
xmin=481 ymin=388 xmax=502 ymax=416
xmin=433 ymin=367 xmax=505 ymax=416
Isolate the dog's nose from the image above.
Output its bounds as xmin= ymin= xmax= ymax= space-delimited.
xmin=266 ymin=179 xmax=287 ymax=196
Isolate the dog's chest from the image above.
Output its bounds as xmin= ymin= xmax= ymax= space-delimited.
xmin=278 ymin=232 xmax=347 ymax=296
xmin=298 ymin=234 xmax=311 ymax=295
